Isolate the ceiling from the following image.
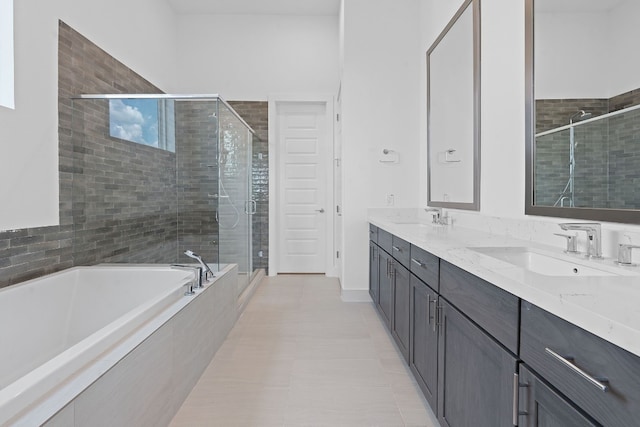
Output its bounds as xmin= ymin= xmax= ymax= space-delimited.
xmin=167 ymin=0 xmax=341 ymax=16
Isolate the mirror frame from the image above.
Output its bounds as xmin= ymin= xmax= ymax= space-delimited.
xmin=427 ymin=0 xmax=481 ymax=211
xmin=524 ymin=0 xmax=640 ymax=224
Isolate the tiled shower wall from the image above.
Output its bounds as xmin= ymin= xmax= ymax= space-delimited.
xmin=175 ymin=101 xmax=220 ymax=266
xmin=0 ymin=22 xmax=271 ymax=288
xmin=535 ymin=89 xmax=640 ymax=209
xmin=0 ymin=21 xmax=167 ymax=288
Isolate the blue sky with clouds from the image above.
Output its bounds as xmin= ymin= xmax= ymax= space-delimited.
xmin=109 ymin=99 xmax=159 ymax=147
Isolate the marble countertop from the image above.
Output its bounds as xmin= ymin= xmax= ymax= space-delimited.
xmin=369 ymin=214 xmax=640 ymax=358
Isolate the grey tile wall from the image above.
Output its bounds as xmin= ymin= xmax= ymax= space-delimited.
xmin=71 ymin=99 xmax=178 ymax=265
xmin=175 ymin=101 xmax=220 ymax=265
xmin=0 ymin=23 xmax=271 ymax=289
xmin=0 ymin=21 xmax=168 ymax=288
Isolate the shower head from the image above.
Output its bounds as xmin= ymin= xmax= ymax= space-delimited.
xmin=569 ymin=110 xmax=592 ymax=124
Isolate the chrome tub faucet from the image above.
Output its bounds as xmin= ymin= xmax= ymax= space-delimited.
xmin=184 ymin=250 xmax=214 ymax=282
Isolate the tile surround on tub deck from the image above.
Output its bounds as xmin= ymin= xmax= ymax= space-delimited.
xmin=3 ymin=264 xmax=238 ymax=426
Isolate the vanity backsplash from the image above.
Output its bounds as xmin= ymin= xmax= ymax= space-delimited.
xmin=369 ymin=207 xmax=640 ymax=262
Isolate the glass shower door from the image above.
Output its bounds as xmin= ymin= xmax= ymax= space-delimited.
xmin=217 ymin=103 xmax=253 ymax=296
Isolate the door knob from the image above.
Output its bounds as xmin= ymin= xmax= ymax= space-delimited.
xmin=316 ymin=208 xmax=325 ymax=213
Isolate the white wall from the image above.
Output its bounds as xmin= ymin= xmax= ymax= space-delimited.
xmin=535 ymin=12 xmax=609 ymax=99
xmin=174 ymin=14 xmax=339 ymax=101
xmin=0 ymin=0 xmax=177 ymax=231
xmin=340 ymin=0 xmax=421 ymax=291
xmin=536 ymin=1 xmax=640 ymax=100
xmin=608 ymin=0 xmax=640 ymax=97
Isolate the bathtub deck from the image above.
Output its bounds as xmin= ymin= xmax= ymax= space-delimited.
xmin=170 ymin=274 xmax=437 ymax=427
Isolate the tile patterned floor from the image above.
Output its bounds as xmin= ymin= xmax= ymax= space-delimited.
xmin=170 ymin=275 xmax=439 ymax=427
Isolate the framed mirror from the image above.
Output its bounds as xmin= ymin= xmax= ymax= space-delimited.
xmin=427 ymin=0 xmax=481 ymax=210
xmin=525 ymin=0 xmax=640 ymax=223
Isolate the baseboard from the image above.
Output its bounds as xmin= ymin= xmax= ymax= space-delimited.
xmin=340 ymin=289 xmax=372 ymax=302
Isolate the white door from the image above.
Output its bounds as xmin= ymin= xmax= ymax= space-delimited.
xmin=277 ymin=102 xmax=329 ymax=273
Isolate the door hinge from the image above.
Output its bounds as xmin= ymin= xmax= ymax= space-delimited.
xmin=336 ymin=205 xmax=341 ymax=214
xmin=336 ymin=251 xmax=340 ymax=259
xmin=336 ymin=113 xmax=340 ymax=122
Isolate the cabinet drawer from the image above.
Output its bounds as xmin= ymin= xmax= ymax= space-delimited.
xmin=521 ymin=301 xmax=640 ymax=427
xmin=439 ymin=261 xmax=519 ymax=354
xmin=378 ymin=228 xmax=393 ymax=254
xmin=409 ymin=245 xmax=439 ymax=291
xmin=391 ymin=235 xmax=411 ymax=268
xmin=369 ymin=224 xmax=378 ymax=243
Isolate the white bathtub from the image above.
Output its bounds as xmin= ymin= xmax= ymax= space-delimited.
xmin=0 ymin=265 xmax=203 ymax=426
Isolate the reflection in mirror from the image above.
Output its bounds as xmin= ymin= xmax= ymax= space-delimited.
xmin=526 ymin=0 xmax=640 ymax=222
xmin=427 ymin=0 xmax=480 ymax=210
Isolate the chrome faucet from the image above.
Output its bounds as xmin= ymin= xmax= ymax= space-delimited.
xmin=170 ymin=264 xmax=202 ymax=294
xmin=425 ymin=207 xmax=449 ymax=225
xmin=184 ymin=250 xmax=214 ymax=283
xmin=558 ymin=223 xmax=602 ymax=259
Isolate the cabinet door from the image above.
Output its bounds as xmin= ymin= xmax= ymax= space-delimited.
xmin=438 ymin=299 xmax=517 ymax=427
xmin=391 ymin=261 xmax=410 ymax=363
xmin=377 ymin=250 xmax=393 ymax=328
xmin=369 ymin=242 xmax=379 ymax=304
xmin=410 ymin=274 xmax=438 ymax=412
xmin=518 ymin=365 xmax=599 ymax=427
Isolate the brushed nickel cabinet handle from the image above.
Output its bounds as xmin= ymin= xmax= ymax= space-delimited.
xmin=411 ymin=258 xmax=425 ymax=267
xmin=513 ymin=373 xmax=519 ymax=426
xmin=512 ymin=373 xmax=529 ymax=425
xmin=545 ymin=347 xmax=609 ymax=392
xmin=392 ymin=245 xmax=401 ymax=252
xmin=430 ymin=297 xmax=437 ymax=331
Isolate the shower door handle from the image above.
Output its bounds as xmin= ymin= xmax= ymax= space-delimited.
xmin=316 ymin=208 xmax=325 ymax=213
xmin=245 ymin=200 xmax=257 ymax=215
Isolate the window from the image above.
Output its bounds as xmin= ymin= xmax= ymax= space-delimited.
xmin=109 ymin=98 xmax=175 ymax=152
xmin=0 ymin=0 xmax=14 ymax=109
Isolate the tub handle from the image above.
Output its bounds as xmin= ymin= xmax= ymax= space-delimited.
xmin=184 ymin=283 xmax=195 ymax=296
xmin=171 ymin=264 xmax=202 ymax=293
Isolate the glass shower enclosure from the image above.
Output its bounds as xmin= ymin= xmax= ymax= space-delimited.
xmin=70 ymin=94 xmax=258 ymax=297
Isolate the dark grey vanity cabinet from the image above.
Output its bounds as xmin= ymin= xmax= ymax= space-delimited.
xmin=437 ymin=299 xmax=518 ymax=427
xmin=439 ymin=260 xmax=519 ymax=355
xmin=377 ymin=249 xmax=394 ymax=328
xmin=391 ymin=260 xmax=410 ymax=363
xmin=409 ymin=274 xmax=439 ymax=411
xmin=521 ymin=301 xmax=640 ymax=427
xmin=517 ymin=364 xmax=598 ymax=427
xmin=368 ymin=224 xmax=640 ymax=427
xmin=369 ymin=241 xmax=379 ymax=304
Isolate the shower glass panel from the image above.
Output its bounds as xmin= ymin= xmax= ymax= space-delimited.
xmin=70 ymin=95 xmax=258 ymax=290
xmin=217 ymin=102 xmax=254 ymax=296
xmin=534 ymin=106 xmax=640 ymax=209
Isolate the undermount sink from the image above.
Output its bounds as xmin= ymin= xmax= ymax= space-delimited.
xmin=470 ymin=247 xmax=632 ymax=277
